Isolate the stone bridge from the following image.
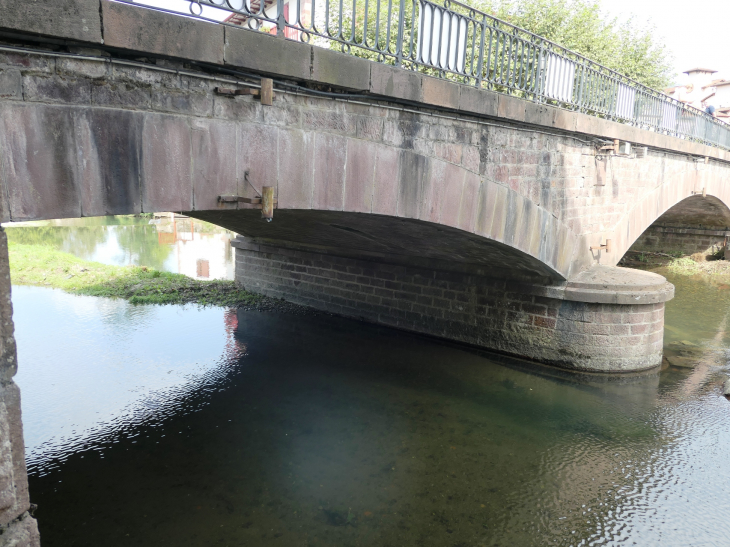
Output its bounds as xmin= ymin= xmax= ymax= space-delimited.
xmin=3 ymin=0 xmax=730 ymax=542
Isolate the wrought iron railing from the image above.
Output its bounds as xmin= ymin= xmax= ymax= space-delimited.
xmin=119 ymin=0 xmax=730 ymax=150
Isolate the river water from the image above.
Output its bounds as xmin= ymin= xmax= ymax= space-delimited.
xmin=7 ymin=219 xmax=730 ymax=546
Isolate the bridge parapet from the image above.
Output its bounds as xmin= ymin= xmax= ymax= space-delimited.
xmin=7 ymin=0 xmax=729 ymax=149
xmin=3 ymin=0 xmax=730 ymax=160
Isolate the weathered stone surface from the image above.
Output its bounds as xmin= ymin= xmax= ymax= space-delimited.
xmin=525 ymin=102 xmax=553 ymax=126
xmin=370 ymin=64 xmax=422 ymax=102
xmin=151 ymin=89 xmax=213 ymax=117
xmin=191 ymin=119 xmax=237 ymax=211
xmin=312 ymin=133 xmax=347 ymax=210
xmin=237 ymin=123 xmax=278 ymax=203
xmin=397 ymin=150 xmax=430 ymax=219
xmin=0 ymin=513 xmax=41 ymax=547
xmin=424 ymin=160 xmax=463 ymax=224
xmin=75 ymin=109 xmax=143 ymax=216
xmin=0 ymin=71 xmax=21 ymax=101
xmin=371 ymin=145 xmax=400 ymax=216
xmin=344 ymin=139 xmax=377 ymax=213
xmin=458 ymin=85 xmax=498 ymax=117
xmin=0 ymin=232 xmax=16 ymax=384
xmin=22 ymin=75 xmax=92 ymax=105
xmin=312 ymin=49 xmax=370 ymax=91
xmin=438 ymin=163 xmax=466 ymax=227
xmin=56 ymin=58 xmax=108 ymax=80
xmin=0 ymin=382 xmax=30 ymax=526
xmin=141 ymin=114 xmax=193 ymax=212
xmin=457 ymin=172 xmax=480 ymax=232
xmin=552 ymin=108 xmax=577 ymax=131
xmin=0 ymin=513 xmax=40 ymax=547
xmin=497 ymin=94 xmax=526 ymax=122
xmin=422 ymin=76 xmax=460 ymax=109
xmin=0 ymin=0 xmax=102 ymax=43
xmin=102 ymin=1 xmax=224 ymax=64
xmin=91 ymin=81 xmax=151 ymax=109
xmin=277 ymin=129 xmax=315 ymax=209
xmin=213 ymin=96 xmax=263 ymax=123
xmin=0 ymin=104 xmax=82 ymax=221
xmin=225 ymin=27 xmax=311 ymax=81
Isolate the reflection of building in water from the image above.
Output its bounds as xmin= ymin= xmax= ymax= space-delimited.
xmin=155 ymin=217 xmax=235 ymax=280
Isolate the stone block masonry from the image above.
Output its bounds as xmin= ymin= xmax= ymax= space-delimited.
xmin=630 ymin=226 xmax=728 ymax=257
xmin=234 ymin=238 xmax=668 ymax=373
xmin=0 ymin=229 xmax=39 ymax=546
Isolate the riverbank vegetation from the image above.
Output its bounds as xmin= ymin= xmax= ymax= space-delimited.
xmin=8 ymin=242 xmax=264 ymax=307
xmin=665 ymin=256 xmax=730 ymax=283
xmin=620 ymin=249 xmax=730 ymax=283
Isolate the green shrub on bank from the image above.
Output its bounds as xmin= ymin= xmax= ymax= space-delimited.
xmin=666 ymin=257 xmax=703 ymax=276
xmin=8 ymin=242 xmax=262 ymax=307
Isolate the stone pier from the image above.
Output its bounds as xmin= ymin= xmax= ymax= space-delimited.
xmin=234 ymin=238 xmax=674 ymax=373
xmin=0 ymin=229 xmax=39 ymax=546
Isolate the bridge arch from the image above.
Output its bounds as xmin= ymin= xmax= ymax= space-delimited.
xmin=610 ymin=165 xmax=730 ymax=263
xmin=0 ymin=79 xmax=582 ymax=283
xmin=10 ymin=1 xmax=730 ymax=377
xmin=618 ymin=194 xmax=730 ymax=262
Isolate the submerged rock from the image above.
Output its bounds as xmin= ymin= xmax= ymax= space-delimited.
xmin=664 ymin=354 xmax=696 ymax=369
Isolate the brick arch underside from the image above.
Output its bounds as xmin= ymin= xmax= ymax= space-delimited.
xmin=0 ymin=103 xmax=579 ymax=282
xmin=611 ymin=162 xmax=730 ymax=263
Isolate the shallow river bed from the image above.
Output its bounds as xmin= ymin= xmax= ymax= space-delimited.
xmin=11 ymin=267 xmax=730 ymax=546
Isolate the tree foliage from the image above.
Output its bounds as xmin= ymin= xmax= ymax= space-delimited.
xmin=476 ymin=0 xmax=674 ymax=89
xmin=325 ymin=0 xmax=674 ymax=90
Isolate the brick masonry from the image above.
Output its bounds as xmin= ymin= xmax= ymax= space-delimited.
xmin=235 ymin=240 xmax=664 ymax=373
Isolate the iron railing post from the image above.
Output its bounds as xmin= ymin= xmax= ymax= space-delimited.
xmin=395 ymin=0 xmax=406 ymax=66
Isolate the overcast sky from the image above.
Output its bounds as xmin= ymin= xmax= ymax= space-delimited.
xmin=601 ymin=0 xmax=730 ymax=85
xmin=133 ymin=0 xmax=726 ymax=86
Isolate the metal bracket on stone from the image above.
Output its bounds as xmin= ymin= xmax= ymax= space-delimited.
xmin=589 ymin=239 xmax=611 ymax=252
xmin=598 ymin=139 xmax=619 ymax=153
xmin=218 ymin=190 xmax=277 ymax=222
xmin=214 ymin=78 xmax=275 ymax=105
xmin=218 ymin=194 xmax=278 ymax=206
xmin=219 ymin=170 xmax=277 ymax=221
xmin=598 ymin=140 xmax=632 ymax=157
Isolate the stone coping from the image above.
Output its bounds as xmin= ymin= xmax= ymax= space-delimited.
xmin=561 ymin=265 xmax=675 ymax=305
xmin=1 ymin=0 xmax=729 ymax=163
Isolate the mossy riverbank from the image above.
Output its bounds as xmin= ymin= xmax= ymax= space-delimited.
xmin=664 ymin=256 xmax=730 ymax=283
xmin=8 ymin=242 xmax=268 ymax=307
xmin=621 ymin=250 xmax=730 ymax=284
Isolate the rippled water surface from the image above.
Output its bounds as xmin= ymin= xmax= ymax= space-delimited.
xmin=12 ymin=271 xmax=730 ymax=546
